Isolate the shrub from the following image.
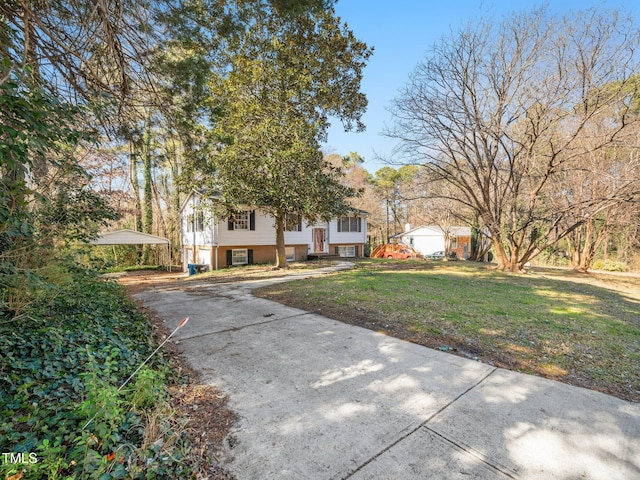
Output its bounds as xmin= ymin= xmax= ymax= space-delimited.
xmin=592 ymin=259 xmax=628 ymax=272
xmin=0 ymin=268 xmax=193 ymax=479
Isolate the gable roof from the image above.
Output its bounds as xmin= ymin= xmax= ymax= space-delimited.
xmin=179 ymin=188 xmax=222 ymax=213
xmin=91 ymin=229 xmax=170 ymax=245
xmin=180 ymin=189 xmax=369 ymax=217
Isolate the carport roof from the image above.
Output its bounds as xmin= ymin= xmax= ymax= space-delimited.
xmin=91 ymin=229 xmax=170 ymax=245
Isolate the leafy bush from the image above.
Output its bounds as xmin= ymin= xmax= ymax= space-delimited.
xmin=592 ymin=259 xmax=628 ymax=272
xmin=0 ymin=269 xmax=193 ymax=479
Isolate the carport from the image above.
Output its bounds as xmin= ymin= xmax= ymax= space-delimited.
xmin=91 ymin=229 xmax=172 ymax=271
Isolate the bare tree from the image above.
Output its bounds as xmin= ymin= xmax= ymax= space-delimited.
xmin=554 ymin=121 xmax=640 ymax=271
xmin=388 ymin=6 xmax=640 ymax=271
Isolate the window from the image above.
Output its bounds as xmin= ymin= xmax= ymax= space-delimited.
xmin=285 ymin=213 xmax=302 ymax=231
xmin=226 ymin=248 xmax=253 ymax=266
xmin=285 ymin=247 xmax=295 ymax=262
xmin=232 ymin=249 xmax=248 ymax=265
xmin=337 ymin=245 xmax=356 ymax=257
xmin=337 ymin=216 xmax=362 ymax=232
xmin=186 ymin=214 xmax=193 ymax=233
xmin=233 ymin=211 xmax=249 ymax=230
xmin=228 ymin=210 xmax=255 ymax=230
xmin=195 ymin=211 xmax=204 ymax=232
xmin=451 ymin=237 xmax=459 ymax=249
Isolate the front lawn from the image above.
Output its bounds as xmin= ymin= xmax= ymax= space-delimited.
xmin=255 ymin=260 xmax=640 ymax=402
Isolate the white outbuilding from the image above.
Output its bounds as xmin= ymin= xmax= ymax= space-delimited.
xmin=91 ymin=229 xmax=172 ymax=270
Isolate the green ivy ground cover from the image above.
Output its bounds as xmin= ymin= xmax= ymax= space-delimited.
xmin=0 ymin=271 xmax=193 ymax=479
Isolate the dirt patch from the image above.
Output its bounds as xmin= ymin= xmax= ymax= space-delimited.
xmin=110 ymin=261 xmax=341 ymax=292
xmin=169 ymin=383 xmax=236 ymax=479
xmin=109 ymin=270 xmax=188 ymax=295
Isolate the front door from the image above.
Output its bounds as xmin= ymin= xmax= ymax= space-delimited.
xmin=313 ymin=228 xmax=325 ymax=253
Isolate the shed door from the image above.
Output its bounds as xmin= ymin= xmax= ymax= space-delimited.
xmin=198 ymin=248 xmax=210 ymax=268
xmin=184 ymin=248 xmax=193 ymax=270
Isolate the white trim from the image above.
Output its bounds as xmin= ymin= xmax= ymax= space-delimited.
xmin=92 ymin=229 xmax=170 ymax=245
xmin=337 ymin=245 xmax=356 ymax=257
xmin=233 ymin=211 xmax=249 ymax=230
xmin=232 ymin=248 xmax=248 ymax=265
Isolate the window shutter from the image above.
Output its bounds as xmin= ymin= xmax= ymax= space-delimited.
xmin=357 ymin=217 xmax=362 ymax=232
xmin=228 ymin=217 xmax=234 ymax=230
xmin=355 ymin=245 xmax=359 ymax=257
xmin=337 ymin=218 xmax=342 ymax=232
xmin=248 ymin=249 xmax=254 ymax=265
xmin=226 ymin=250 xmax=232 ymax=266
xmin=250 ymin=211 xmax=256 ymax=230
xmin=297 ymin=217 xmax=302 ymax=231
xmin=335 ymin=246 xmax=339 ymax=254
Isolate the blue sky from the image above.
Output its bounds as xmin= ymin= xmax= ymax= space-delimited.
xmin=321 ymin=1 xmax=639 ymax=173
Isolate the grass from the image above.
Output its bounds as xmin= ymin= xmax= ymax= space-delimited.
xmin=255 ymin=259 xmax=640 ymax=402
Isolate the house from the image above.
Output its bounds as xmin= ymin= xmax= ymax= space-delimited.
xmin=180 ymin=191 xmax=367 ymax=270
xmin=392 ymin=225 xmax=472 ymax=259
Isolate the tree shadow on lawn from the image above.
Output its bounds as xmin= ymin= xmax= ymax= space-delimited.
xmin=255 ymin=261 xmax=640 ymax=402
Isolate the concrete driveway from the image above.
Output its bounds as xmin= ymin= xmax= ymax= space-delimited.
xmin=133 ymin=265 xmax=640 ymax=480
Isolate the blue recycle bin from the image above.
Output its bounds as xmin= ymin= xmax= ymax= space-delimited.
xmin=187 ymin=263 xmax=196 ymax=276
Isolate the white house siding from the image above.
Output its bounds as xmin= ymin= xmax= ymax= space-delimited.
xmin=183 ymin=248 xmax=193 ymax=271
xmin=197 ymin=248 xmax=211 ymax=265
xmin=180 ymin=191 xmax=368 ymax=267
xmin=284 ymin=225 xmax=315 ymax=257
xmin=396 ymin=225 xmax=472 ymax=257
xmin=328 ymin=218 xmax=367 ymax=244
xmin=216 ymin=209 xmax=274 ymax=246
xmin=405 ymin=232 xmax=445 ymax=256
xmin=181 ymin=197 xmax=214 ymax=247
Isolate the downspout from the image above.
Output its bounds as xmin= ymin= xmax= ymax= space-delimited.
xmin=326 ymin=221 xmax=330 ymax=253
xmin=214 ymin=215 xmax=219 ymax=271
xmin=192 ymin=198 xmax=197 ymax=263
xmin=363 ymin=215 xmax=367 ymax=257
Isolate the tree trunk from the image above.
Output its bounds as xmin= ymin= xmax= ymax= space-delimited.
xmin=385 ymin=196 xmax=390 ymax=243
xmin=490 ymin=234 xmax=509 ymax=271
xmin=142 ymin=116 xmax=154 ymax=264
xmin=566 ymin=228 xmax=581 ymax=269
xmin=129 ymin=140 xmax=142 ymax=263
xmin=576 ymin=220 xmax=594 ymax=272
xmin=169 ymin=139 xmax=182 ymax=266
xmin=508 ymin=240 xmax=522 ymax=272
xmin=576 ymin=219 xmax=610 ymax=273
xmin=274 ymin=213 xmax=288 ymax=269
xmin=469 ymin=212 xmax=482 ymax=261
